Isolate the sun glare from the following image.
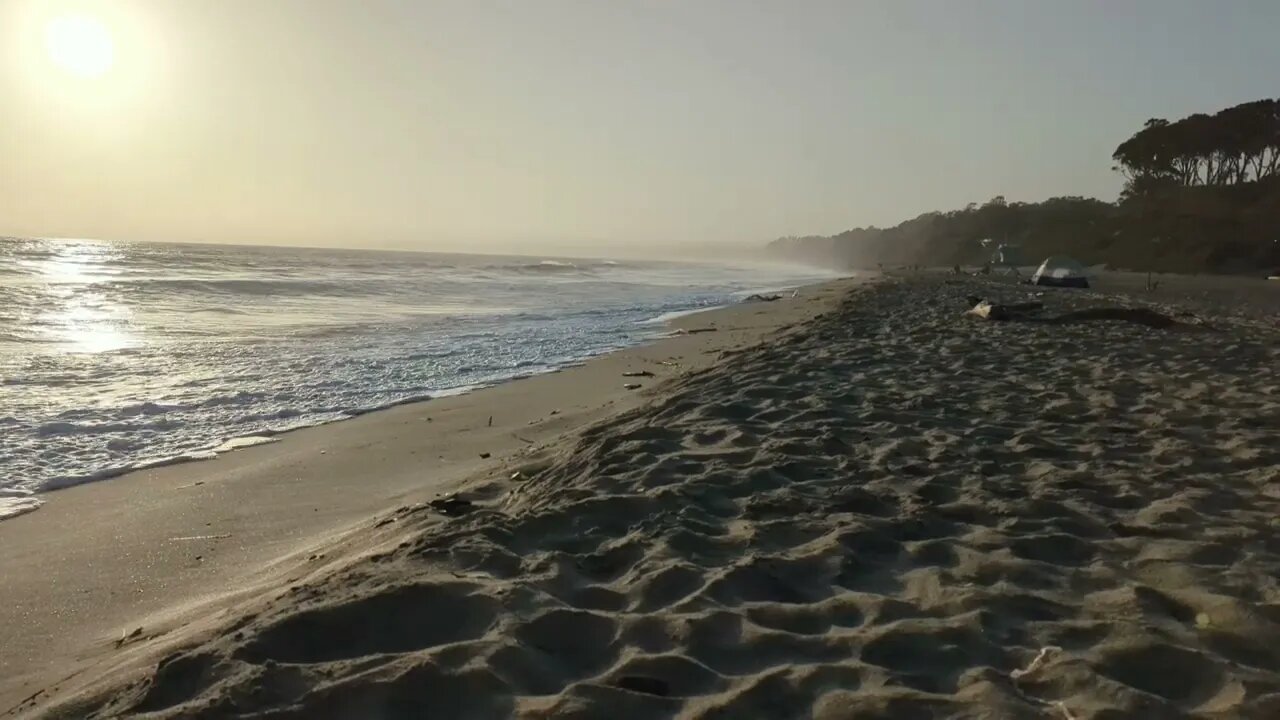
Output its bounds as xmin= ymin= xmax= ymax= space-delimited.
xmin=44 ymin=12 xmax=115 ymax=79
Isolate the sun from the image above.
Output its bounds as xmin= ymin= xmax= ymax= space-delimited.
xmin=44 ymin=12 xmax=116 ymax=79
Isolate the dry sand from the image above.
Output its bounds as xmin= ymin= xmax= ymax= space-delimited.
xmin=10 ymin=274 xmax=1280 ymax=719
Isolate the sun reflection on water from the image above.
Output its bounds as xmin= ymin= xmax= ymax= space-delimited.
xmin=33 ymin=240 xmax=137 ymax=353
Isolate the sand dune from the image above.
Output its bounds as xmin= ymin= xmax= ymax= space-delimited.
xmin=30 ymin=277 xmax=1280 ymax=719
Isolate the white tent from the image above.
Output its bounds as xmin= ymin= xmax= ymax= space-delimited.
xmin=1031 ymin=256 xmax=1090 ymax=288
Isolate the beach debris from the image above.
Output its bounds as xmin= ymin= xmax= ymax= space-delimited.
xmin=375 ymin=516 xmax=396 ymax=528
xmin=515 ymin=435 xmax=534 ymax=444
xmin=176 ymin=480 xmax=205 ymax=489
xmin=429 ymin=496 xmax=476 ymax=516
xmin=510 ymin=471 xmax=525 ymax=481
xmin=549 ymin=409 xmax=560 ymax=415
xmin=743 ymin=293 xmax=782 ymax=303
xmin=1196 ymin=612 xmax=1213 ymax=628
xmin=479 ymin=452 xmax=491 ymax=459
xmin=169 ymin=533 xmax=232 ymax=542
xmin=681 ymin=327 xmax=718 ymax=334
xmin=1009 ymin=647 xmax=1077 ymax=719
xmin=967 ymin=298 xmax=1213 ymax=330
xmin=115 ymin=627 xmax=143 ymax=647
xmin=1048 ymin=307 xmax=1213 ymax=330
xmin=613 ymin=675 xmax=670 ymax=697
xmin=622 ymin=370 xmax=654 ymax=377
xmin=624 ymin=383 xmax=642 ymax=390
xmin=966 ymin=299 xmax=1044 ymax=321
xmin=1010 ymin=645 xmax=1062 ymax=680
xmin=488 ymin=415 xmax=493 ymax=427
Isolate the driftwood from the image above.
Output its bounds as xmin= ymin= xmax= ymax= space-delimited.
xmin=967 ymin=299 xmax=1211 ymax=332
xmin=1040 ymin=307 xmax=1213 ymax=331
xmin=967 ymin=300 xmax=1044 ymax=321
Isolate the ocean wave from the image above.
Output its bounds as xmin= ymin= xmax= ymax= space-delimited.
xmin=479 ymin=260 xmax=606 ymax=275
xmin=119 ymin=401 xmax=189 ymax=416
xmin=2 ymin=240 xmax=839 ymax=521
xmin=102 ymin=278 xmax=365 ymax=298
xmin=35 ymin=418 xmax=182 ymax=436
xmin=199 ymin=391 xmax=271 ymax=408
xmin=0 ymin=495 xmax=43 ymax=521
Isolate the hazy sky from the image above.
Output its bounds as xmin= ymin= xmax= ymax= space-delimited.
xmin=2 ymin=0 xmax=1278 ymax=253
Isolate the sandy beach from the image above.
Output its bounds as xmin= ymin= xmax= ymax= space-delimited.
xmin=0 ymin=277 xmax=855 ymax=716
xmin=8 ymin=273 xmax=1280 ymax=719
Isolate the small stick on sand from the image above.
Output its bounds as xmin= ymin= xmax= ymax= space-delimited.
xmin=169 ymin=534 xmax=232 ymax=542
xmin=1009 ymin=647 xmax=1076 ymax=719
xmin=114 ymin=627 xmax=143 ymax=647
xmin=1010 ymin=645 xmax=1061 ymax=679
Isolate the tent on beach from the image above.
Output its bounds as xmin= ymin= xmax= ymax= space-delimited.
xmin=1031 ymin=256 xmax=1090 ymax=288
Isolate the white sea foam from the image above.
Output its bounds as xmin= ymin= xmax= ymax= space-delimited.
xmin=0 ymin=237 xmax=841 ymax=518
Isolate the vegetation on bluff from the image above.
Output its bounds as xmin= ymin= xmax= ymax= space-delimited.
xmin=771 ymin=98 xmax=1280 ymax=273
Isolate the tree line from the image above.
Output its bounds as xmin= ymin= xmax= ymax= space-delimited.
xmin=1113 ymin=99 xmax=1280 ymax=197
xmin=769 ymin=97 xmax=1280 ymax=274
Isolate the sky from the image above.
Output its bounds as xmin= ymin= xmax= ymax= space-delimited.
xmin=2 ymin=0 xmax=1278 ymax=254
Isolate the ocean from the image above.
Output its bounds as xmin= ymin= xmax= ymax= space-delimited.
xmin=0 ymin=237 xmax=839 ymax=520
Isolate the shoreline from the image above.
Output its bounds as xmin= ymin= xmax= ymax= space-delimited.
xmin=14 ymin=271 xmax=1280 ymax=718
xmin=0 ymin=276 xmax=859 ymax=714
xmin=5 ymin=282 xmax=827 ymax=520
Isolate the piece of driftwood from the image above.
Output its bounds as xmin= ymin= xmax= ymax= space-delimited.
xmin=1041 ymin=307 xmax=1212 ymax=331
xmin=967 ymin=300 xmax=1044 ymax=321
xmin=429 ymin=496 xmax=476 ymax=516
xmin=967 ymin=299 xmax=1211 ymax=331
